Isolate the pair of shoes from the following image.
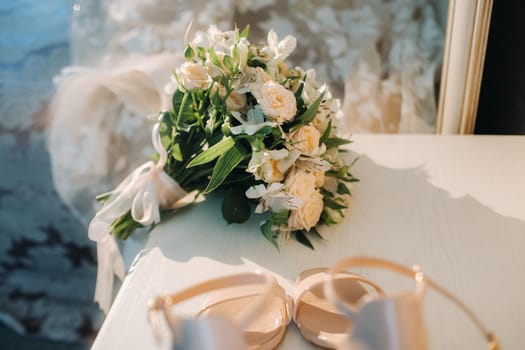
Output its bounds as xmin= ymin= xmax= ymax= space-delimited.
xmin=148 ymin=256 xmax=499 ymax=350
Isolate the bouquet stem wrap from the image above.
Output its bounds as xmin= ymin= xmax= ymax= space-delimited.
xmin=88 ymin=124 xmax=189 ymax=312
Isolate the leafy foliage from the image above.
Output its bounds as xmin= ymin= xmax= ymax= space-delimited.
xmin=94 ymin=26 xmax=358 ymax=250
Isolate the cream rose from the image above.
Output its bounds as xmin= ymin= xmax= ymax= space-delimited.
xmin=313 ymin=170 xmax=325 ymax=187
xmin=290 ymin=124 xmax=321 ymax=155
xmin=285 ymin=169 xmax=317 ymax=198
xmin=288 ymin=190 xmax=324 ymax=231
xmin=254 ymin=81 xmax=297 ymax=124
xmin=178 ymin=62 xmax=210 ymax=91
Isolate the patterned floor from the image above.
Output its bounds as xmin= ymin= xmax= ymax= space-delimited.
xmin=0 ymin=1 xmax=101 ymax=345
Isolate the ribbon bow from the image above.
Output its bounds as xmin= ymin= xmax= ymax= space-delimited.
xmin=89 ymin=123 xmax=200 ymax=313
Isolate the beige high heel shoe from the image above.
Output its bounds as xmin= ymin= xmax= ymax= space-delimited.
xmin=148 ymin=258 xmax=499 ymax=350
xmin=325 ymin=256 xmax=500 ymax=350
xmin=147 ymin=268 xmax=376 ymax=350
xmin=292 ymin=268 xmax=384 ymax=348
xmin=148 ymin=271 xmax=291 ymax=350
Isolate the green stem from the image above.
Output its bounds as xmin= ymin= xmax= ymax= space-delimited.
xmin=191 ymin=92 xmax=205 ymax=130
xmin=176 ymin=91 xmax=190 ymax=130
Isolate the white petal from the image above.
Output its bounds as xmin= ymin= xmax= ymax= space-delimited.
xmin=245 ymin=184 xmax=267 ymax=199
xmin=267 ymin=148 xmax=289 ymax=160
xmin=267 ymin=30 xmax=279 ymax=54
xmin=278 ymin=35 xmax=297 ymax=59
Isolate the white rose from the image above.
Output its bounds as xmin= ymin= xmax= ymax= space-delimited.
xmin=253 ymin=81 xmax=297 ymax=124
xmin=178 ymin=62 xmax=210 ymax=91
xmin=288 ymin=190 xmax=324 ymax=231
xmin=285 ymin=169 xmax=317 ymax=198
xmin=289 ymin=124 xmax=321 ymax=155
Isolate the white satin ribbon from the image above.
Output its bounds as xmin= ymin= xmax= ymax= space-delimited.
xmin=88 ymin=123 xmax=200 ymax=313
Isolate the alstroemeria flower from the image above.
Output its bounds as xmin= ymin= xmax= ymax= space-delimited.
xmin=246 ymin=183 xmax=302 ymax=213
xmin=265 ymin=30 xmax=297 ymax=62
xmin=230 ymin=107 xmax=276 ymax=135
xmin=247 ymin=148 xmax=300 ymax=183
xmin=191 ymin=25 xmax=236 ymax=53
xmin=302 ymin=69 xmax=324 ymax=105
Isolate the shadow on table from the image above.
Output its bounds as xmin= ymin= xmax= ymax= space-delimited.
xmin=144 ymin=154 xmax=524 ymax=349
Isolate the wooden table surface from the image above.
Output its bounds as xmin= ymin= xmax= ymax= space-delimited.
xmin=92 ymin=135 xmax=525 ymax=349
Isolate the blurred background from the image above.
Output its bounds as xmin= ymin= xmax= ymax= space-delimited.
xmin=0 ymin=0 xmax=522 ymax=349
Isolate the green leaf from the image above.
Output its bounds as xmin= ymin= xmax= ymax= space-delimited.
xmin=172 ymin=143 xmax=183 ymax=162
xmin=204 ymin=143 xmax=246 ymax=194
xmin=232 ymin=44 xmax=240 ymax=62
xmin=255 ymin=125 xmax=274 ymax=137
xmin=172 ymin=90 xmax=195 ymax=129
xmin=319 ymin=119 xmax=332 ymax=144
xmin=296 ymin=91 xmax=325 ymax=124
xmin=247 ymin=58 xmax=266 ymax=69
xmin=197 ymin=47 xmax=207 ymax=60
xmin=337 ymin=182 xmax=351 ymax=195
xmin=310 ymin=227 xmax=325 ymax=240
xmin=222 ymin=188 xmax=251 ymax=224
xmin=260 ymin=220 xmax=279 ymax=250
xmin=269 ymin=210 xmax=290 ymax=225
xmin=240 ymin=24 xmax=250 ymax=38
xmin=223 ymin=55 xmax=235 ymax=72
xmin=184 ymin=46 xmax=194 ymax=60
xmin=324 ymin=137 xmax=352 ymax=149
xmin=209 ymin=46 xmax=222 ymax=67
xmin=294 ymin=81 xmax=304 ymax=99
xmin=295 ymin=230 xmax=314 ymax=250
xmin=323 ymin=196 xmax=347 ymax=210
xmin=321 ymin=210 xmax=339 ymax=225
xmin=187 ymin=137 xmax=235 ymax=168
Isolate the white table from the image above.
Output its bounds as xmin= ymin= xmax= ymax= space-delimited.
xmin=92 ymin=135 xmax=525 ymax=349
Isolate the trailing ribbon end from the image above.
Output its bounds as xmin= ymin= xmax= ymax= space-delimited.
xmin=89 ymin=217 xmax=125 ymax=314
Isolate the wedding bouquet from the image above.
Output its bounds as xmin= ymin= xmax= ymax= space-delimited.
xmin=90 ymin=25 xmax=358 ymax=250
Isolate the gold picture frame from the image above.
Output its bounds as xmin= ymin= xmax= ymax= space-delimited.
xmin=436 ymin=0 xmax=494 ymax=134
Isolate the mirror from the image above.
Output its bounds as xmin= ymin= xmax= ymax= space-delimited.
xmin=436 ymin=0 xmax=493 ymax=134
